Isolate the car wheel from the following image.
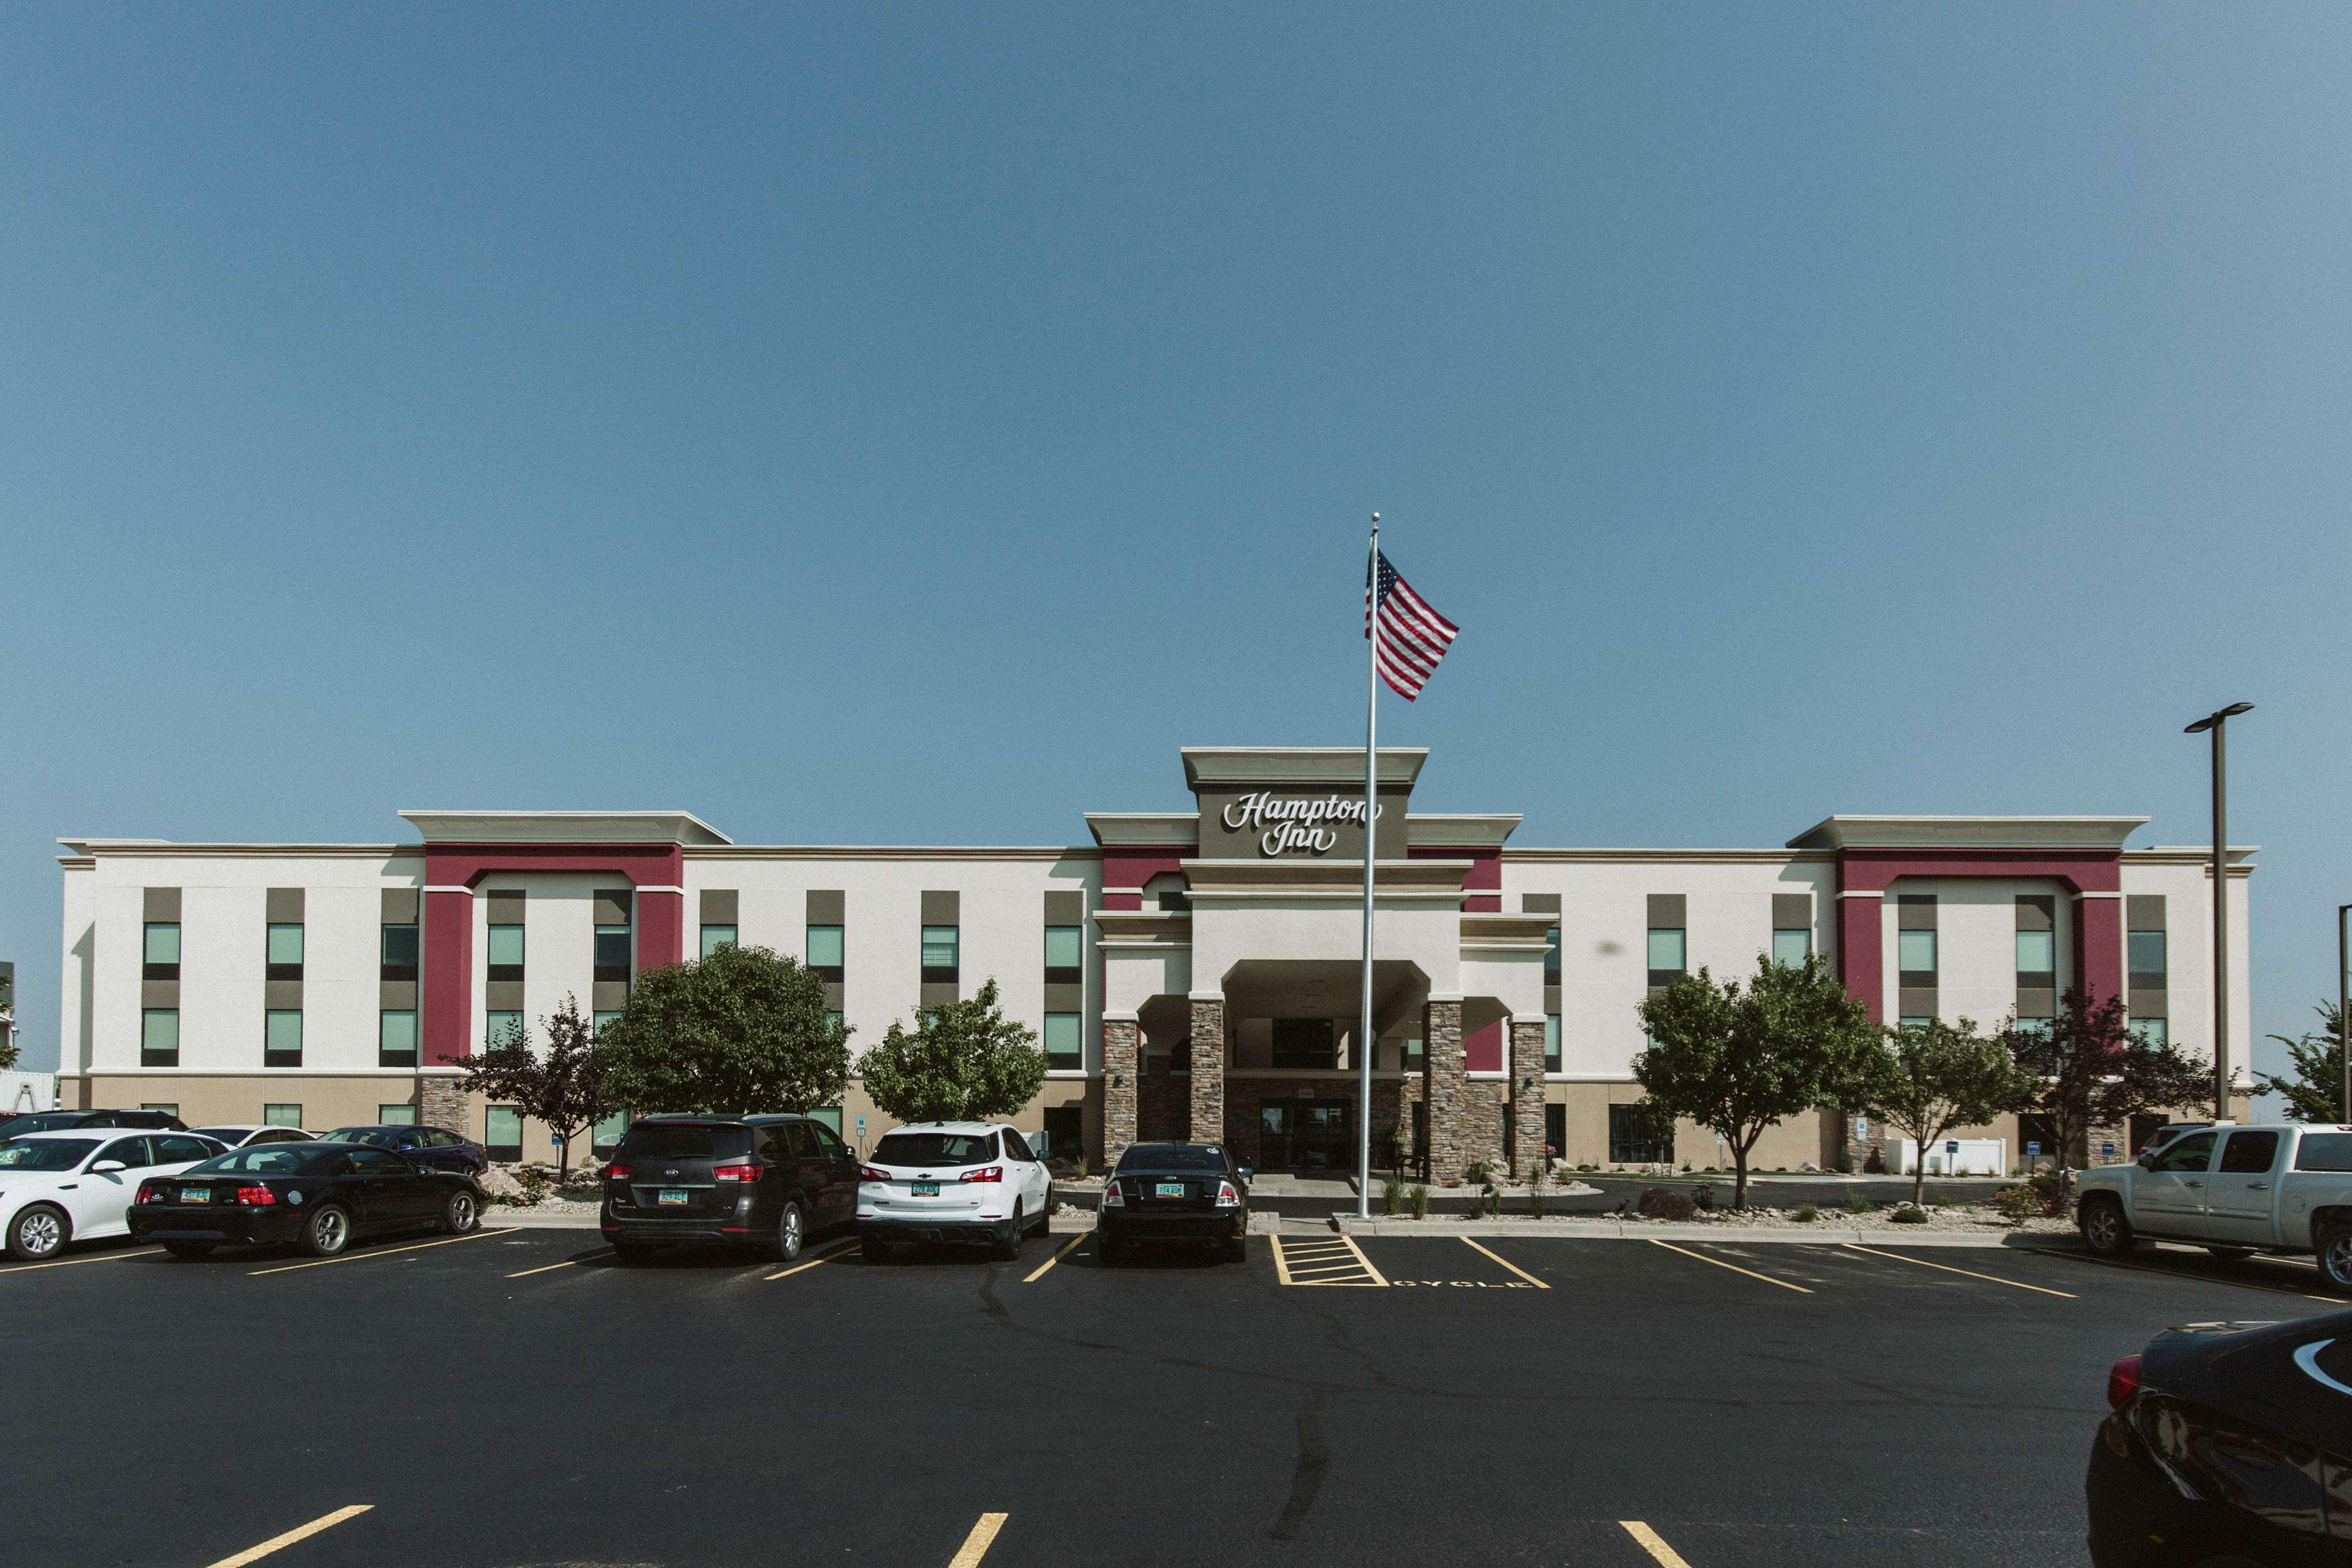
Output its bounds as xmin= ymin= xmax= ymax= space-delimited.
xmin=300 ymin=1204 xmax=352 ymax=1257
xmin=440 ymin=1189 xmax=479 ymax=1235
xmin=6 ymin=1204 xmax=68 ymax=1261
xmin=612 ymin=1243 xmax=655 ymax=1266
xmin=775 ymin=1199 xmax=806 ymax=1263
xmin=163 ymin=1242 xmax=217 ymax=1259
xmin=2080 ymin=1197 xmax=2134 ymax=1255
xmin=2318 ymin=1222 xmax=2352 ymax=1291
xmin=994 ymin=1204 xmax=1023 ymax=1261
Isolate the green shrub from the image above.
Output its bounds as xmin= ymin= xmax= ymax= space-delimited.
xmin=2027 ymin=1167 xmax=2070 ymax=1216
xmin=1791 ymin=1203 xmax=1819 ymax=1223
xmin=1071 ymin=1156 xmax=1089 ymax=1180
xmin=1843 ymin=1191 xmax=1874 ymax=1216
xmin=1692 ymin=1182 xmax=1717 ymax=1212
xmin=1409 ymin=1184 xmax=1430 ymax=1221
xmin=1890 ymin=1204 xmax=1929 ymax=1224
xmin=1637 ymin=1186 xmax=1698 ymax=1221
xmin=1382 ymin=1173 xmax=1405 ymax=1217
xmin=1991 ymin=1185 xmax=2040 ymax=1224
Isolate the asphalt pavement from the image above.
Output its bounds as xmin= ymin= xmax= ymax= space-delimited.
xmin=2 ymin=1221 xmax=2342 ymax=1568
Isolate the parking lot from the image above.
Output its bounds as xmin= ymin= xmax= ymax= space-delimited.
xmin=4 ymin=1224 xmax=2343 ymax=1568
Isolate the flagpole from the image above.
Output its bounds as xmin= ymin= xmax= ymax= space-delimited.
xmin=1357 ymin=514 xmax=1379 ymax=1221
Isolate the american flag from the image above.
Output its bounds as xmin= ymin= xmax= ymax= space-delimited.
xmin=1364 ymin=549 xmax=1459 ymax=700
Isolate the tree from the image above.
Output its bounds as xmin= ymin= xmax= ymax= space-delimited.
xmin=1858 ymin=1017 xmax=2036 ymax=1207
xmin=859 ymin=979 xmax=1046 ymax=1124
xmin=0 ymin=969 xmax=16 ymax=1072
xmin=2258 ymin=1000 xmax=2348 ymax=1122
xmin=598 ymin=943 xmax=850 ymax=1119
xmin=1633 ymin=954 xmax=1880 ymax=1210
xmin=2000 ymin=989 xmax=2211 ymax=1171
xmin=442 ymin=996 xmax=609 ymax=1180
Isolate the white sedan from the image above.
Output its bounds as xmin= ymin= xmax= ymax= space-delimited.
xmin=188 ymin=1125 xmax=317 ymax=1150
xmin=0 ymin=1129 xmax=226 ymax=1261
xmin=856 ymin=1121 xmax=1054 ymax=1260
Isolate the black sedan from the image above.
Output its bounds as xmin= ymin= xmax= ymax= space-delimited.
xmin=127 ymin=1141 xmax=482 ymax=1258
xmin=2089 ymin=1308 xmax=2352 ymax=1566
xmin=1096 ymin=1142 xmax=1251 ymax=1263
xmin=317 ymin=1123 xmax=489 ymax=1176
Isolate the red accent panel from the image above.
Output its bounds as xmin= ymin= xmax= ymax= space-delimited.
xmin=1101 ymin=848 xmax=1188 ymax=913
xmin=422 ymin=889 xmax=474 ymax=1066
xmin=637 ymin=888 xmax=684 ymax=974
xmin=1464 ymin=1017 xmax=1505 ymax=1073
xmin=1411 ymin=844 xmax=1501 ymax=912
xmin=423 ymin=843 xmax=684 ymax=889
xmin=2075 ymin=894 xmax=2124 ymax=1008
xmin=1838 ymin=891 xmax=1885 ymax=1023
xmin=1834 ymin=849 xmax=2120 ymax=896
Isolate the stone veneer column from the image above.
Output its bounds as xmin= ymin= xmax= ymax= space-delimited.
xmin=1423 ymin=997 xmax=1467 ymax=1184
xmin=1188 ymin=996 xmax=1225 ymax=1146
xmin=1509 ymin=1018 xmax=1547 ymax=1179
xmin=418 ymin=1074 xmax=468 ymax=1136
xmin=1101 ymin=1017 xmax=1139 ymax=1170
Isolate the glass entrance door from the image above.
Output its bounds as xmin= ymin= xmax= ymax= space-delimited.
xmin=1259 ymin=1100 xmax=1354 ymax=1171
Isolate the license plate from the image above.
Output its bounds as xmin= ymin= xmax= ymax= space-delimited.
xmin=912 ymin=1182 xmax=940 ymax=1197
xmin=179 ymin=1188 xmax=211 ymax=1204
xmin=657 ymin=1189 xmax=690 ymax=1206
xmin=1156 ymin=1182 xmax=1186 ymax=1198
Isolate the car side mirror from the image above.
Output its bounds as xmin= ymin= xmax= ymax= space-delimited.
xmin=91 ymin=1160 xmax=126 ymax=1174
xmin=2136 ymin=1152 xmax=2155 ymax=1168
xmin=1237 ymin=1167 xmax=1254 ymax=1185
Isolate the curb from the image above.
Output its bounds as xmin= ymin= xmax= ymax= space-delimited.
xmin=1333 ymin=1216 xmax=2076 ymax=1248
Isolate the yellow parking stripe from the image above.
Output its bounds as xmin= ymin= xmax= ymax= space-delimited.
xmin=0 ymin=1246 xmax=164 ymax=1275
xmin=1460 ymin=1237 xmax=1550 ymax=1288
xmin=1649 ymin=1238 xmax=1812 ymax=1294
xmin=505 ymin=1256 xmax=594 ymax=1279
xmin=1022 ymin=1233 xmax=1087 ymax=1283
xmin=204 ymin=1504 xmax=372 ymax=1567
xmin=1619 ymin=1520 xmax=1695 ymax=1568
xmin=945 ymin=1512 xmax=1008 ymax=1568
xmin=248 ymin=1228 xmax=510 ymax=1276
xmin=1842 ymin=1243 xmax=2077 ymax=1298
xmin=1270 ymin=1232 xmax=1387 ymax=1287
xmin=764 ymin=1238 xmax=859 ymax=1281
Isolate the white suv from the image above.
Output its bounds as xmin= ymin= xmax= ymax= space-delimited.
xmin=857 ymin=1121 xmax=1054 ymax=1261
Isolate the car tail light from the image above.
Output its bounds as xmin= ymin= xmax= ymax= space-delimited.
xmin=1100 ymin=1180 xmax=1124 ymax=1208
xmin=1216 ymin=1180 xmax=1241 ymax=1207
xmin=2106 ymin=1354 xmax=2142 ymax=1409
xmin=960 ymin=1166 xmax=1003 ymax=1183
xmin=236 ymin=1185 xmax=277 ymax=1207
xmin=860 ymin=1165 xmax=889 ymax=1183
xmin=137 ymin=1181 xmax=167 ymax=1205
xmin=714 ymin=1161 xmax=763 ymax=1183
xmin=607 ymin=1165 xmax=631 ymax=1182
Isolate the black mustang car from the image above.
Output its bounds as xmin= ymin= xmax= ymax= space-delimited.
xmin=2089 ymin=1307 xmax=2352 ymax=1566
xmin=1096 ymin=1142 xmax=1251 ymax=1263
xmin=127 ymin=1141 xmax=482 ymax=1258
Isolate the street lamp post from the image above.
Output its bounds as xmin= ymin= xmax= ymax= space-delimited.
xmin=2339 ymin=904 xmax=2350 ymax=1123
xmin=2184 ymin=703 xmax=2253 ymax=1123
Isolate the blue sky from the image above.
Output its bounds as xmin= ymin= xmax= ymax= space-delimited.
xmin=4 ymin=6 xmax=2348 ymax=1086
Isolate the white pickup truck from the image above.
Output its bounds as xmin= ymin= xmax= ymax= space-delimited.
xmin=2076 ymin=1122 xmax=2352 ymax=1289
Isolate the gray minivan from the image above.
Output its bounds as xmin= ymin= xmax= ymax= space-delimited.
xmin=599 ymin=1114 xmax=860 ymax=1264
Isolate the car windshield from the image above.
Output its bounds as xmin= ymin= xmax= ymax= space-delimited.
xmin=619 ymin=1125 xmax=749 ymax=1161
xmin=873 ymin=1132 xmax=996 ymax=1168
xmin=320 ymin=1128 xmax=404 ymax=1148
xmin=1117 ymin=1145 xmax=1226 ymax=1172
xmin=190 ymin=1146 xmax=333 ymax=1175
xmin=0 ymin=1140 xmax=99 ymax=1172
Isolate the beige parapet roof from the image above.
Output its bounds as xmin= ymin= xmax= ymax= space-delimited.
xmin=1180 ymin=746 xmax=1428 ymax=790
xmin=1785 ymin=815 xmax=2150 ymax=851
xmin=398 ymin=810 xmax=732 ymax=846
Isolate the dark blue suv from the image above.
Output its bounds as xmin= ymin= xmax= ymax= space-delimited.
xmin=318 ymin=1125 xmax=489 ymax=1177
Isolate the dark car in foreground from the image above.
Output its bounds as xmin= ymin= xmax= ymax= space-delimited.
xmin=1096 ymin=1142 xmax=1250 ymax=1263
xmin=317 ymin=1123 xmax=489 ymax=1176
xmin=601 ymin=1114 xmax=858 ymax=1264
xmin=2089 ymin=1308 xmax=2352 ymax=1566
xmin=127 ymin=1141 xmax=482 ymax=1257
xmin=1 ymin=1109 xmax=189 ymax=1139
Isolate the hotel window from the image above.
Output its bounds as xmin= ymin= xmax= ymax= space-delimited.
xmin=594 ymin=1011 xmax=622 ymax=1037
xmin=825 ymin=1011 xmax=844 ymax=1034
xmin=1897 ymin=895 xmax=1939 ymax=1028
xmin=592 ymin=1109 xmax=629 ymax=1157
xmin=265 ymin=1103 xmax=303 ymax=1128
xmin=140 ymin=1008 xmax=179 ymax=1068
xmin=1898 ymin=928 xmax=1938 ymax=986
xmin=2129 ymin=1017 xmax=2168 ymax=1047
xmin=378 ymin=1103 xmax=417 ymax=1126
xmin=380 ymin=919 xmax=419 ymax=981
xmin=2129 ymin=928 xmax=2167 ymax=986
xmin=701 ymin=923 xmax=738 ymax=957
xmin=485 ymin=1106 xmax=523 ymax=1162
xmin=1044 ymin=1012 xmax=1082 ymax=1071
xmin=1544 ymin=1014 xmax=1561 ymax=1074
xmin=143 ymin=921 xmax=181 ymax=981
xmin=1771 ymin=892 xmax=1812 ymax=967
xmin=1899 ymin=1016 xmax=1934 ymax=1030
xmin=486 ymin=1010 xmax=524 ymax=1049
xmin=264 ymin=1009 xmax=303 ymax=1068
xmin=486 ymin=919 xmax=525 ymax=982
xmin=266 ymin=922 xmax=304 ymax=982
xmin=2016 ymin=929 xmax=2056 ymax=989
xmin=1041 ymin=1106 xmax=1082 ymax=1164
xmin=1044 ymin=925 xmax=1082 ymax=986
xmin=379 ymin=1010 xmax=418 ymax=1068
xmin=807 ymin=924 xmax=845 ymax=981
xmin=1544 ymin=927 xmax=1561 ymax=984
xmin=1773 ymin=928 xmax=1811 ymax=967
xmin=594 ymin=925 xmax=631 ymax=983
xmin=921 ymin=925 xmax=960 ymax=984
xmin=1608 ymin=1104 xmax=1674 ymax=1165
xmin=1645 ymin=927 xmax=1686 ymax=988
